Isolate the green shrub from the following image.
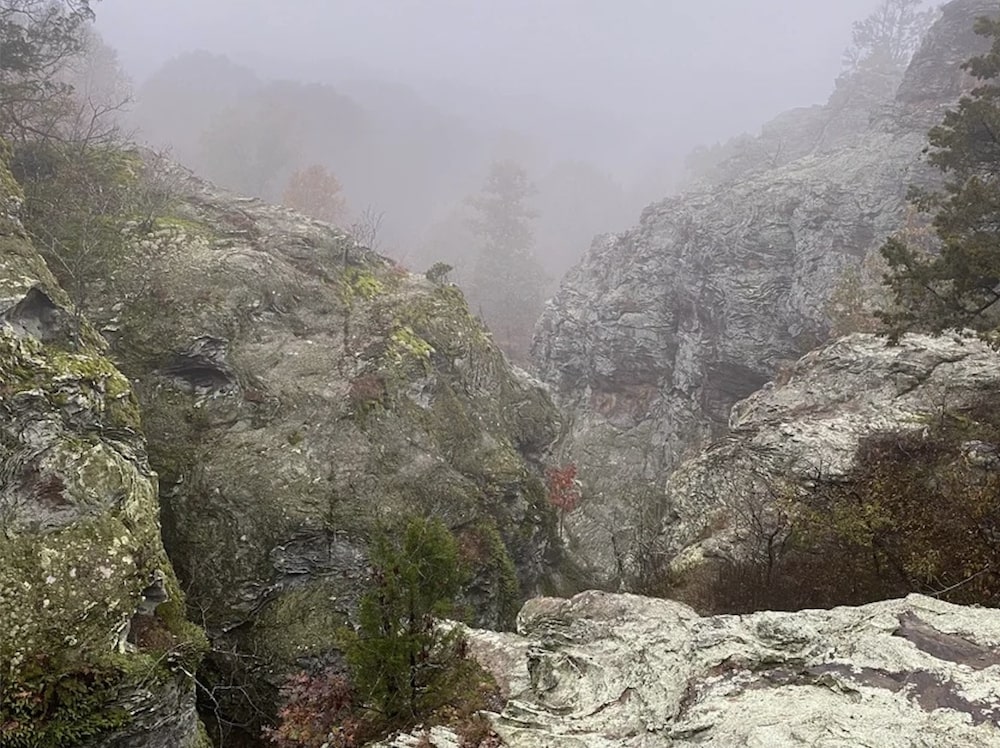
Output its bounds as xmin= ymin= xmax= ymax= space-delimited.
xmin=0 ymin=654 xmax=130 ymax=747
xmin=340 ymin=517 xmax=467 ymax=723
xmin=264 ymin=517 xmax=502 ymax=746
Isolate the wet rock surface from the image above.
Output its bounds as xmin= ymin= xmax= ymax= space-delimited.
xmin=0 ymin=159 xmax=205 ymax=747
xmin=88 ymin=164 xmax=564 ymax=737
xmin=460 ymin=591 xmax=1000 ymax=747
xmin=665 ymin=332 xmax=1000 ymax=568
xmin=531 ymin=0 xmax=998 ymax=584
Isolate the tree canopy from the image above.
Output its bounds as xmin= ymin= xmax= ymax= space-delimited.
xmin=842 ymin=0 xmax=937 ymax=74
xmin=341 ymin=517 xmax=466 ymax=722
xmin=0 ymin=0 xmax=98 ymax=141
xmin=467 ymin=159 xmax=546 ymax=362
xmin=880 ymin=15 xmax=1000 ymax=336
xmin=281 ymin=163 xmax=347 ymax=225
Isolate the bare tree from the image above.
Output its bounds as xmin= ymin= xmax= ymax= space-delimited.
xmin=843 ymin=0 xmax=938 ymax=74
xmin=0 ymin=1 xmax=113 ymax=144
xmin=609 ymin=479 xmax=671 ymax=594
xmin=14 ymin=143 xmax=185 ymax=340
xmin=350 ymin=205 xmax=385 ymax=252
xmin=57 ymin=25 xmax=134 ymax=145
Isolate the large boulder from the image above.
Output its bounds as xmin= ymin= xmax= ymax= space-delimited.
xmin=531 ymin=0 xmax=999 ymax=583
xmin=0 ymin=153 xmax=206 ymax=746
xmin=663 ymin=332 xmax=1000 ymax=571
xmin=461 ymin=590 xmax=1000 ymax=747
xmin=90 ymin=167 xmax=563 ymax=738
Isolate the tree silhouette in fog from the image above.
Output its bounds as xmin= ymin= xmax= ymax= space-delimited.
xmin=282 ymin=163 xmax=347 ymax=225
xmin=467 ymin=159 xmax=546 ymax=362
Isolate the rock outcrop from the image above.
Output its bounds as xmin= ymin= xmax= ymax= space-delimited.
xmin=89 ymin=166 xmax=563 ymax=737
xmin=664 ymin=332 xmax=1000 ymax=570
xmin=0 ymin=152 xmax=206 ymax=745
xmin=459 ymin=590 xmax=1000 ymax=747
xmin=531 ymin=0 xmax=999 ymax=583
xmin=679 ymin=55 xmax=907 ymax=192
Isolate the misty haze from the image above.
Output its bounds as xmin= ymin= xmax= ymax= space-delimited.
xmin=86 ymin=0 xmax=890 ymax=360
xmin=5 ymin=0 xmax=1000 ymax=746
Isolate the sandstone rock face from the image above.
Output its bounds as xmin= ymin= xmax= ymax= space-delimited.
xmin=462 ymin=590 xmax=1000 ymax=747
xmin=664 ymin=332 xmax=1000 ymax=569
xmin=531 ymin=0 xmax=998 ymax=583
xmin=93 ymin=167 xmax=562 ymax=737
xmin=680 ymin=61 xmax=905 ymax=192
xmin=0 ymin=157 xmax=206 ymax=746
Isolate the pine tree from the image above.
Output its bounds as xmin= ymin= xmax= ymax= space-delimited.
xmin=880 ymin=15 xmax=1000 ymax=336
xmin=467 ymin=159 xmax=546 ymax=361
xmin=342 ymin=517 xmax=466 ymax=722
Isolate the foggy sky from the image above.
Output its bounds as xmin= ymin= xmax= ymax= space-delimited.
xmin=96 ymin=0 xmax=884 ymax=167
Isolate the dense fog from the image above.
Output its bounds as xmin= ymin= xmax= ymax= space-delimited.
xmin=9 ymin=2 xmax=1000 ymax=744
xmin=90 ymin=0 xmax=919 ymax=358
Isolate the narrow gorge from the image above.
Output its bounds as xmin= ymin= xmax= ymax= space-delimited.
xmin=4 ymin=1 xmax=1000 ymax=746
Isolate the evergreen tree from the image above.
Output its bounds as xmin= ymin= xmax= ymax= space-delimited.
xmin=342 ymin=517 xmax=466 ymax=722
xmin=880 ymin=15 xmax=1000 ymax=336
xmin=0 ymin=1 xmax=97 ymax=142
xmin=467 ymin=159 xmax=546 ymax=362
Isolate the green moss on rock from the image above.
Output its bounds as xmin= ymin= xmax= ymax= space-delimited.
xmin=388 ymin=324 xmax=434 ymax=369
xmin=0 ymin=223 xmax=205 ymax=743
xmin=0 ymin=328 xmax=141 ymax=430
xmin=250 ymin=582 xmax=351 ymax=663
xmin=76 ymin=169 xmax=564 ymax=736
xmin=340 ymin=266 xmax=386 ymax=304
xmin=1 ymin=654 xmax=132 ymax=746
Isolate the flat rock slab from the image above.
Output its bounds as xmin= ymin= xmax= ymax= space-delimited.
xmin=459 ymin=591 xmax=1000 ymax=747
xmin=664 ymin=331 xmax=1000 ymax=567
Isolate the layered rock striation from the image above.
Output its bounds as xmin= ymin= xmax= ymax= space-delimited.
xmin=664 ymin=332 xmax=1000 ymax=570
xmin=0 ymin=151 xmax=206 ymax=747
xmin=531 ymin=0 xmax=999 ymax=582
xmin=461 ymin=590 xmax=1000 ymax=747
xmin=87 ymin=165 xmax=564 ymax=737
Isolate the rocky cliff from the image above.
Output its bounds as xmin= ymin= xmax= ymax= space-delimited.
xmin=664 ymin=332 xmax=1000 ymax=574
xmin=0 ymin=153 xmax=207 ymax=745
xmin=86 ymin=165 xmax=564 ymax=738
xmin=531 ymin=0 xmax=999 ymax=583
xmin=457 ymin=590 xmax=1000 ymax=747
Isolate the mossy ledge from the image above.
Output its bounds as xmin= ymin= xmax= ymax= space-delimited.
xmin=0 ymin=149 xmax=207 ymax=748
xmin=79 ymin=168 xmax=565 ymax=741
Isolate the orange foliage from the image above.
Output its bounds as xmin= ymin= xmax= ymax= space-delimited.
xmin=282 ymin=164 xmax=347 ymax=224
xmin=263 ymin=670 xmax=370 ymax=748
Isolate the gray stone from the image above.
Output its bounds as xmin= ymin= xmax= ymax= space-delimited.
xmin=458 ymin=590 xmax=1000 ymax=747
xmin=531 ymin=0 xmax=999 ymax=584
xmin=370 ymin=726 xmax=465 ymax=748
xmin=664 ymin=332 xmax=1000 ymax=569
xmin=92 ymin=160 xmax=563 ymax=736
xmin=0 ymin=157 xmax=205 ymax=747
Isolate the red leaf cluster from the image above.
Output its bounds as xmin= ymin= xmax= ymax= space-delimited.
xmin=263 ymin=670 xmax=366 ymax=748
xmin=545 ymin=464 xmax=582 ymax=515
